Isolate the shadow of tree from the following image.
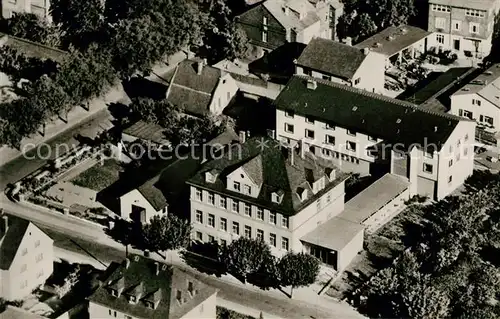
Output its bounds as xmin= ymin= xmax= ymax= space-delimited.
xmin=122 ymin=76 xmax=167 ymax=100
xmin=180 ymin=241 xmax=227 ymax=277
xmin=104 ymin=218 xmax=147 ymax=251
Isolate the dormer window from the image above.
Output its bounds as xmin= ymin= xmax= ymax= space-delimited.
xmin=176 ymin=290 xmax=182 ymax=303
xmin=271 ymin=190 xmax=284 ymax=204
xmin=205 ymin=170 xmax=219 ymax=183
xmin=129 ymin=295 xmax=137 ymax=304
xmin=111 ymin=289 xmax=118 ymax=297
xmin=146 ymin=301 xmax=155 ymax=309
xmin=324 ymin=167 xmax=335 ymax=180
xmin=281 ymin=217 xmax=289 ymax=229
xmin=188 ymin=281 xmax=195 ymax=296
xmin=296 ymin=187 xmax=307 ymax=201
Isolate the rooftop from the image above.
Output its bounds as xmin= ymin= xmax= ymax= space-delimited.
xmin=275 ymin=75 xmax=468 ymax=151
xmin=301 ymin=216 xmax=364 ymax=251
xmin=0 ymin=215 xmax=30 ymax=270
xmin=188 ymin=137 xmax=350 ymax=216
xmin=354 ymin=25 xmax=431 ymax=58
xmin=337 ymin=173 xmax=410 ymax=224
xmin=123 ymin=120 xmax=169 ymax=145
xmin=429 ymin=0 xmax=499 ymax=11
xmin=88 ymin=255 xmax=216 ymax=319
xmin=262 ymin=0 xmax=320 ymax=32
xmin=167 ymin=60 xmax=223 ymax=117
xmin=452 ymin=63 xmax=500 ymax=108
xmin=0 ymin=306 xmax=45 ymax=319
xmin=296 ymin=38 xmax=368 ymax=80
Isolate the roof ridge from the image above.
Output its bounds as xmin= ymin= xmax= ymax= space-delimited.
xmin=294 ymin=75 xmax=470 ymax=122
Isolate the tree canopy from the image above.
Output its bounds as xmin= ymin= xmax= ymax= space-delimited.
xmin=222 ymin=237 xmax=274 ymax=281
xmin=277 ymin=252 xmax=320 ymax=298
xmin=142 ymin=215 xmax=192 ymax=253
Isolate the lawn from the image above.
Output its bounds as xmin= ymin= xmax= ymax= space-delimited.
xmin=71 ymin=159 xmax=122 ymax=192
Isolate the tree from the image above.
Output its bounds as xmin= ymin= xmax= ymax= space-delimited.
xmin=50 ymin=0 xmax=106 ymax=49
xmin=3 ymin=13 xmax=61 ymax=47
xmin=277 ymin=252 xmax=320 ymax=298
xmin=401 ymin=282 xmax=450 ymax=319
xmin=222 ymin=237 xmax=274 ymax=282
xmin=28 ymin=75 xmax=70 ymax=119
xmin=142 ymin=215 xmax=192 ymax=254
xmin=351 ymin=13 xmax=378 ymax=43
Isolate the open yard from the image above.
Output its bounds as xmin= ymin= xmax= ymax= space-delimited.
xmin=71 ymin=159 xmax=123 ymax=192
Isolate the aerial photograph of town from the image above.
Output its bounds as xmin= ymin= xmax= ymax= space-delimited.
xmin=0 ymin=0 xmax=499 ymax=318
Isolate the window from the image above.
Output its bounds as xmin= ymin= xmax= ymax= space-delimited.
xmin=263 ymin=16 xmax=268 ymax=25
xmin=448 ymin=176 xmax=453 ymax=184
xmin=305 ymin=129 xmax=315 ymax=139
xmin=36 ymin=253 xmax=43 ymax=262
xmin=208 ymin=192 xmax=215 ymax=205
xmin=196 ymin=231 xmax=202 ymax=240
xmin=244 ymin=225 xmax=252 ymax=238
xmin=176 ymin=290 xmax=182 ymax=303
xmin=327 ymin=192 xmax=331 ymax=203
xmin=423 ymin=163 xmax=433 ymax=173
xmin=347 ymin=129 xmax=356 ymax=136
xmin=347 ymin=141 xmax=356 ymax=151
xmin=322 ymin=148 xmax=332 ymax=157
xmin=21 ymin=264 xmax=27 ymax=273
xmin=457 ymin=139 xmax=461 ymax=148
xmin=233 ymin=181 xmax=241 ymax=192
xmin=269 ymin=212 xmax=276 ymax=224
xmin=285 ymin=111 xmax=294 ymax=118
xmin=472 ymin=99 xmax=482 ymax=107
xmin=452 ymin=20 xmax=461 ymax=31
xmin=305 ymin=117 xmax=315 ymax=124
xmin=462 ymin=109 xmax=473 ymax=119
xmin=232 ymin=200 xmax=239 ymax=213
xmin=220 ymin=239 xmax=227 ymax=246
xmin=208 ymin=214 xmax=215 ymax=227
xmin=227 ymin=91 xmax=231 ymax=101
xmin=281 ymin=217 xmax=289 ymax=228
xmin=464 ymin=147 xmax=468 ymax=156
xmin=244 ymin=203 xmax=251 ymax=216
xmin=244 ymin=184 xmax=252 ymax=195
xmin=262 ymin=31 xmax=268 ymax=42
xmin=303 ymin=68 xmax=312 ymax=76
xmin=325 ymin=123 xmax=335 ymax=130
xmin=268 ymin=234 xmax=276 ymax=247
xmin=484 ymin=116 xmax=494 ymax=125
xmin=281 ymin=237 xmax=289 ymax=250
xmin=322 ymin=75 xmax=331 ymax=81
xmin=470 ymin=23 xmax=479 ymax=34
xmin=435 ymin=17 xmax=446 ymax=29
xmin=208 ymin=235 xmax=215 ymax=242
xmin=232 ymin=222 xmax=240 ymax=235
xmin=35 ymin=240 xmax=40 ymax=248
xmin=354 ymin=78 xmax=360 ymax=85
xmin=317 ymin=198 xmax=322 ymax=211
xmin=220 ymin=218 xmax=227 ymax=231
xmin=325 ymin=135 xmax=335 ymax=145
xmin=195 ymin=210 xmax=203 ymax=223
xmin=431 ymin=4 xmax=450 ymax=12
xmin=22 ymin=248 xmax=28 ymax=256
xmin=456 ymin=152 xmax=461 ymax=162
xmin=449 ymin=159 xmax=453 ymax=167
xmin=220 ymin=197 xmax=227 ymax=209
xmin=424 ymin=151 xmax=434 ymax=159
xmin=257 ymin=229 xmax=264 ymax=241
xmin=436 ymin=34 xmax=445 ymax=44
xmin=256 ymin=208 xmax=264 ymax=220
xmin=466 ymin=9 xmax=485 ymax=17
xmin=195 ymin=188 xmax=202 ymax=201
xmin=284 ymin=123 xmax=294 ymax=133
xmin=465 ymin=133 xmax=469 ymax=141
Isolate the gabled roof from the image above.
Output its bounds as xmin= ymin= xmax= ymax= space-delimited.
xmin=0 ymin=217 xmax=30 ymax=270
xmin=88 ymin=255 xmax=216 ymax=319
xmin=275 ymin=76 xmax=469 ymax=152
xmin=429 ymin=0 xmax=498 ymax=11
xmin=452 ymin=64 xmax=500 ymax=108
xmin=240 ymin=154 xmax=264 ymax=185
xmin=296 ymin=38 xmax=368 ymax=80
xmin=263 ymin=0 xmax=320 ymax=33
xmin=354 ymin=25 xmax=431 ymax=58
xmin=188 ymin=137 xmax=350 ymax=216
xmin=123 ymin=121 xmax=168 ymax=145
xmin=167 ymin=60 xmax=223 ymax=117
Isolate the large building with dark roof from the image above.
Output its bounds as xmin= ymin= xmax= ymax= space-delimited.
xmin=295 ymin=37 xmax=385 ymax=94
xmin=187 ymin=135 xmax=351 ymax=261
xmin=275 ymin=75 xmax=476 ymax=200
xmin=88 ymin=255 xmax=217 ymax=319
xmin=0 ymin=214 xmax=53 ymax=300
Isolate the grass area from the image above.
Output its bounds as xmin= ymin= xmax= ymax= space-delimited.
xmin=217 ymin=307 xmax=256 ymax=319
xmin=71 ymin=159 xmax=122 ymax=191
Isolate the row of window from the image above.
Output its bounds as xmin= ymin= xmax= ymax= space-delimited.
xmin=435 ymin=19 xmax=480 ymax=33
xmin=322 ymin=148 xmax=361 ymax=164
xmin=423 ymin=148 xmax=468 ymax=174
xmin=465 ymin=9 xmax=485 ymax=18
xmin=431 ymin=4 xmax=450 ymax=12
xmin=195 ymin=230 xmax=289 ymax=250
xmin=194 ymin=189 xmax=289 ymax=227
xmin=458 ymin=109 xmax=494 ymax=126
xmin=20 ymin=253 xmax=44 ymax=273
xmin=195 ymin=209 xmax=289 ymax=230
xmin=108 ymin=309 xmax=132 ymax=319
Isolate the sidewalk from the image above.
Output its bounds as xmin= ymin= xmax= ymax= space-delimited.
xmin=0 ymin=85 xmax=128 ymax=166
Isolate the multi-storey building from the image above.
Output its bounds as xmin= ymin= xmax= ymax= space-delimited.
xmin=1 ymin=0 xmax=51 ymax=20
xmin=427 ymin=0 xmax=500 ymax=58
xmin=88 ymin=255 xmax=217 ymax=319
xmin=450 ymin=63 xmax=500 ymax=131
xmin=0 ymin=214 xmax=53 ymax=300
xmin=275 ymin=75 xmax=476 ymax=200
xmin=295 ymin=37 xmax=385 ymax=94
xmin=236 ymin=0 xmax=343 ymax=53
xmin=187 ymin=136 xmax=350 ymax=258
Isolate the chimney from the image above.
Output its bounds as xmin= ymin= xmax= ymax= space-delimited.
xmin=306 ymin=79 xmax=317 ymax=90
xmin=343 ymin=37 xmax=352 ymax=46
xmin=2 ymin=215 xmax=7 ymax=233
xmin=155 ymin=262 xmax=160 ymax=275
xmin=124 ymin=258 xmax=131 ymax=269
xmin=197 ymin=59 xmax=204 ymax=75
xmin=362 ymin=47 xmax=370 ymax=55
xmin=434 ymin=126 xmax=438 ymax=132
xmin=239 ymin=131 xmax=246 ymax=143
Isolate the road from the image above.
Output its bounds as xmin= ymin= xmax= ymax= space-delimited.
xmin=0 ymin=109 xmax=113 ymax=190
xmin=0 ymin=198 xmax=365 ymax=319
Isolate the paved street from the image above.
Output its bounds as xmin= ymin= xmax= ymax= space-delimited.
xmin=0 ymin=197 xmax=365 ymax=319
xmin=0 ymin=109 xmax=113 ymax=190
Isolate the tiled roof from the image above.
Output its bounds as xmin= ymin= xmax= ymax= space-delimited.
xmin=241 ymin=155 xmax=264 ymax=185
xmin=0 ymin=216 xmax=30 ymax=270
xmin=123 ymin=120 xmax=168 ymax=145
xmin=137 ymin=178 xmax=169 ymax=212
xmin=263 ymin=0 xmax=320 ymax=32
xmin=275 ymin=75 xmax=468 ymax=151
xmin=88 ymin=255 xmax=216 ymax=319
xmin=0 ymin=306 xmax=45 ymax=319
xmin=301 ymin=216 xmax=364 ymax=251
xmin=354 ymin=25 xmax=431 ymax=57
xmin=429 ymin=0 xmax=498 ymax=10
xmin=188 ymin=137 xmax=350 ymax=216
xmin=296 ymin=38 xmax=368 ymax=80
xmin=452 ymin=64 xmax=500 ymax=108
